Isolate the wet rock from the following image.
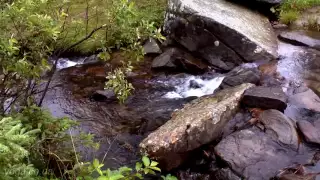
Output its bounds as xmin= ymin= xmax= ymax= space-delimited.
xmin=285 ymin=105 xmax=320 ymax=124
xmin=91 ymin=90 xmax=116 ymax=102
xmin=297 ymin=120 xmax=320 ymax=145
xmin=132 ymin=98 xmax=196 ymax=134
xmin=247 ymin=0 xmax=282 ymax=5
xmin=139 ymin=83 xmax=255 ymax=170
xmin=220 ymin=66 xmax=260 ymax=89
xmin=164 ymin=0 xmax=278 ymax=70
xmin=143 ymin=38 xmax=162 ymax=54
xmin=277 ymin=173 xmax=317 ymax=180
xmin=278 ymin=31 xmax=320 ymax=51
xmin=275 ymin=157 xmax=320 ymax=180
xmin=305 ymin=80 xmax=320 ymax=98
xmin=289 ymin=89 xmax=320 ymax=112
xmin=83 ymin=55 xmax=100 ymax=64
xmin=291 ymin=7 xmax=320 ymax=31
xmin=151 ymin=48 xmax=177 ymax=69
xmin=222 ymin=110 xmax=252 ymax=138
xmin=177 ymin=167 xmax=241 ymax=180
xmin=259 ymin=109 xmax=299 ymax=148
xmin=242 ymin=86 xmax=287 ymax=111
xmin=215 ymin=125 xmax=303 ymax=180
xmin=189 ymin=80 xmax=203 ymax=89
xmin=213 ymin=168 xmax=242 ymax=180
xmin=272 ymin=22 xmax=289 ymax=29
xmin=151 ymin=48 xmax=208 ymax=73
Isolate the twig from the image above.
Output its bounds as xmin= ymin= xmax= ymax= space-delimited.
xmin=37 ymin=24 xmax=107 ymax=107
xmin=69 ymin=129 xmax=79 ymax=165
xmin=102 ymin=135 xmax=117 ymax=164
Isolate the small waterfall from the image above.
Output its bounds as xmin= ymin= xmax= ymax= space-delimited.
xmin=163 ymin=76 xmax=225 ymax=98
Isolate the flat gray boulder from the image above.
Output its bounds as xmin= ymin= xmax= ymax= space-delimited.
xmin=242 ymin=86 xmax=287 ymax=111
xmin=164 ymin=0 xmax=278 ymax=70
xmin=278 ymin=31 xmax=320 ymax=51
xmin=139 ymin=83 xmax=255 ymax=170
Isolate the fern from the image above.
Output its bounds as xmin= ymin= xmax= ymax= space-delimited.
xmin=0 ymin=117 xmax=41 ymax=180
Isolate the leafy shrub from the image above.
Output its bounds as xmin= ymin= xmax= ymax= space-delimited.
xmin=69 ymin=156 xmax=177 ymax=180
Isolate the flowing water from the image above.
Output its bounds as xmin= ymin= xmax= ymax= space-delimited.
xmin=41 ymin=40 xmax=320 ymax=172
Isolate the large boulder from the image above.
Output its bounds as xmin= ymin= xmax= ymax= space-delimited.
xmin=215 ymin=110 xmax=308 ymax=180
xmin=242 ymin=86 xmax=287 ymax=111
xmin=164 ymin=0 xmax=278 ymax=70
xmin=139 ymin=83 xmax=255 ymax=170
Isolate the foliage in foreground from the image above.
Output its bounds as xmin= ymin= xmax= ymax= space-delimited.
xmin=0 ymin=0 xmax=175 ymax=179
xmin=0 ymin=112 xmax=177 ymax=180
xmin=70 ymin=156 xmax=177 ymax=180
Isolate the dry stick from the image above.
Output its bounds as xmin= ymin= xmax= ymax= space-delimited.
xmin=37 ymin=24 xmax=107 ymax=107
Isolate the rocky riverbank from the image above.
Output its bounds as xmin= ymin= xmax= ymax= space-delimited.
xmin=40 ymin=0 xmax=320 ymax=179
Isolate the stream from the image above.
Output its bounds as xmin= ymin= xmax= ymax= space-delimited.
xmin=40 ymin=39 xmax=320 ymax=174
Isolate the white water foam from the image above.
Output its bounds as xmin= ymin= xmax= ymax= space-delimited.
xmin=164 ymin=76 xmax=225 ymax=99
xmin=56 ymin=58 xmax=87 ymax=69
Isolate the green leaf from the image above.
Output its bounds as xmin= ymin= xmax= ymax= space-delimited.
xmin=97 ymin=176 xmax=108 ymax=180
xmin=150 ymin=161 xmax=158 ymax=167
xmin=93 ymin=159 xmax=100 ymax=168
xmin=148 ymin=166 xmax=161 ymax=172
xmin=135 ymin=162 xmax=142 ymax=171
xmin=142 ymin=156 xmax=150 ymax=167
xmin=109 ymin=174 xmax=125 ymax=180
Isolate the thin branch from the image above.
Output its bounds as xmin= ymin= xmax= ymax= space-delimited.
xmin=37 ymin=24 xmax=107 ymax=107
xmin=85 ymin=0 xmax=89 ymax=35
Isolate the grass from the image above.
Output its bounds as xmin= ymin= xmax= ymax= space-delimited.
xmin=279 ymin=10 xmax=299 ymax=24
xmin=46 ymin=0 xmax=167 ymax=54
xmin=279 ymin=0 xmax=320 ymax=25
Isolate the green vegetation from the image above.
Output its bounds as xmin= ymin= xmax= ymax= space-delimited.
xmin=0 ymin=0 xmax=174 ymax=179
xmin=279 ymin=0 xmax=320 ymax=25
xmin=43 ymin=0 xmax=167 ymax=54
